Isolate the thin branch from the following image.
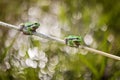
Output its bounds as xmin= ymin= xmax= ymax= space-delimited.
xmin=0 ymin=21 xmax=120 ymax=60
xmin=79 ymin=46 xmax=120 ymax=60
xmin=32 ymin=32 xmax=64 ymax=44
xmin=0 ymin=21 xmax=20 ymax=30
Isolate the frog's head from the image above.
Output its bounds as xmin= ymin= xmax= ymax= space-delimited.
xmin=32 ymin=22 xmax=40 ymax=28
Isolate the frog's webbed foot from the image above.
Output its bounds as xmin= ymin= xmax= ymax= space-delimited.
xmin=19 ymin=23 xmax=24 ymax=31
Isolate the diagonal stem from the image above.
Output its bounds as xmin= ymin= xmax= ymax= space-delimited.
xmin=79 ymin=46 xmax=120 ymax=60
xmin=0 ymin=21 xmax=120 ymax=60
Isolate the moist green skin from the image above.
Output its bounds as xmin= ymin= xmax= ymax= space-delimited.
xmin=20 ymin=22 xmax=40 ymax=35
xmin=65 ymin=35 xmax=83 ymax=48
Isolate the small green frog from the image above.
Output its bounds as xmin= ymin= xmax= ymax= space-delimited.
xmin=20 ymin=22 xmax=40 ymax=35
xmin=65 ymin=35 xmax=83 ymax=48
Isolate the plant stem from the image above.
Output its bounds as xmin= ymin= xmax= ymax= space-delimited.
xmin=79 ymin=46 xmax=120 ymax=60
xmin=0 ymin=21 xmax=120 ymax=60
xmin=0 ymin=21 xmax=20 ymax=30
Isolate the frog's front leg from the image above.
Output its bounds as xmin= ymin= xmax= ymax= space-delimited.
xmin=22 ymin=27 xmax=33 ymax=35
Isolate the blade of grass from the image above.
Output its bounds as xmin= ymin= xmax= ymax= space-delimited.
xmin=0 ymin=32 xmax=20 ymax=63
xmin=78 ymin=54 xmax=99 ymax=78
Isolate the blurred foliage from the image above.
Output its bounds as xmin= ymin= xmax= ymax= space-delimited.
xmin=0 ymin=0 xmax=120 ymax=80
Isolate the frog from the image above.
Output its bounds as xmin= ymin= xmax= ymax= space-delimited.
xmin=65 ymin=35 xmax=83 ymax=48
xmin=19 ymin=22 xmax=40 ymax=35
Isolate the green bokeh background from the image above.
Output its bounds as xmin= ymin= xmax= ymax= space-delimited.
xmin=0 ymin=0 xmax=120 ymax=80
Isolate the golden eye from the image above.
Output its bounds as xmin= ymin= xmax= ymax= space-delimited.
xmin=34 ymin=23 xmax=38 ymax=25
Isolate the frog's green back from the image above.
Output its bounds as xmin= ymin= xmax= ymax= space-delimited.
xmin=24 ymin=22 xmax=40 ymax=27
xmin=67 ymin=35 xmax=82 ymax=40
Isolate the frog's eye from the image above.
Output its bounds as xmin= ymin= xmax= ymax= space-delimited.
xmin=35 ymin=22 xmax=40 ymax=26
xmin=75 ymin=38 xmax=78 ymax=39
xmin=34 ymin=22 xmax=37 ymax=24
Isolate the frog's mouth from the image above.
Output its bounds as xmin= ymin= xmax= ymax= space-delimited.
xmin=32 ymin=26 xmax=39 ymax=31
xmin=74 ymin=41 xmax=81 ymax=45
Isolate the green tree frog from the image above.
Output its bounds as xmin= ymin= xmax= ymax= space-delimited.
xmin=65 ymin=35 xmax=83 ymax=48
xmin=20 ymin=22 xmax=40 ymax=35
